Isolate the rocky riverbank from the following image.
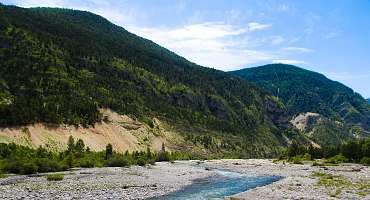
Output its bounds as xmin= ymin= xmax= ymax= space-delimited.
xmin=207 ymin=159 xmax=369 ymax=200
xmin=0 ymin=159 xmax=368 ymax=199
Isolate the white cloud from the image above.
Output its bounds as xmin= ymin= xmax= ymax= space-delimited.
xmin=127 ymin=22 xmax=276 ymax=70
xmin=272 ymin=59 xmax=306 ymax=65
xmin=269 ymin=36 xmax=285 ymax=45
xmin=247 ymin=22 xmax=271 ymax=31
xmin=282 ymin=47 xmax=313 ymax=53
xmin=8 ymin=0 xmax=311 ymax=71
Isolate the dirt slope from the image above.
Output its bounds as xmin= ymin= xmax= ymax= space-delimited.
xmin=0 ymin=109 xmax=186 ymax=152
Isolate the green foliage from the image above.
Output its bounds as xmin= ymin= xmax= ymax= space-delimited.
xmin=105 ymin=156 xmax=129 ymax=167
xmin=325 ymin=154 xmax=348 ymax=164
xmin=285 ymin=138 xmax=370 ymax=165
xmin=0 ymin=5 xmax=299 ymax=158
xmin=231 ymin=64 xmax=370 ymax=132
xmin=290 ymin=156 xmax=303 ymax=164
xmin=0 ymin=136 xmax=208 ymax=175
xmin=46 ymin=173 xmax=64 ymax=181
xmin=0 ymin=5 xmax=286 ymax=139
xmin=360 ymin=157 xmax=370 ymax=166
xmin=105 ymin=143 xmax=113 ymax=160
xmin=19 ymin=161 xmax=38 ymax=175
xmin=312 ymin=172 xmax=370 ymax=197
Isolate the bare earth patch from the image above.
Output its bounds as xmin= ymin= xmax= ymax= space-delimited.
xmin=0 ymin=109 xmax=184 ymax=153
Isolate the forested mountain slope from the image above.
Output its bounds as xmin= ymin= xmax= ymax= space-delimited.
xmin=231 ymin=64 xmax=370 ymax=133
xmin=0 ymin=5 xmax=298 ymax=156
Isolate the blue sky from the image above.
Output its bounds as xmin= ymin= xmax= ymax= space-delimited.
xmin=2 ymin=0 xmax=370 ymax=98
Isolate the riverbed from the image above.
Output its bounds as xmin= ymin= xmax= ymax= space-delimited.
xmin=0 ymin=159 xmax=368 ymax=199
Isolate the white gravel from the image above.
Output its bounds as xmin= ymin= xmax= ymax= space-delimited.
xmin=0 ymin=159 xmax=368 ymax=200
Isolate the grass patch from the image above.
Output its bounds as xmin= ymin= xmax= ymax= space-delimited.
xmin=312 ymin=172 xmax=370 ymax=197
xmin=312 ymin=161 xmax=338 ymax=166
xmin=288 ymin=153 xmax=311 ymax=164
xmin=0 ymin=173 xmax=7 ymax=178
xmin=46 ymin=173 xmax=64 ymax=181
xmin=324 ymin=154 xmax=348 ymax=164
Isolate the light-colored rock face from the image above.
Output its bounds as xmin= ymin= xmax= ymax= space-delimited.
xmin=290 ymin=112 xmax=321 ymax=132
xmin=0 ymin=109 xmax=181 ymax=152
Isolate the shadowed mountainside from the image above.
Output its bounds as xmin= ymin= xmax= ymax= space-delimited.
xmin=0 ymin=5 xmax=304 ymax=157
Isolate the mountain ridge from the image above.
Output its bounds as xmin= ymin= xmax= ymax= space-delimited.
xmin=0 ymin=5 xmax=300 ymax=156
xmin=230 ymin=64 xmax=370 ymax=145
xmin=230 ymin=64 xmax=370 ymax=127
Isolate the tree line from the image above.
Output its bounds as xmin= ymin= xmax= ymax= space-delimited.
xmin=0 ymin=136 xmax=194 ymax=175
xmin=284 ymin=138 xmax=370 ymax=165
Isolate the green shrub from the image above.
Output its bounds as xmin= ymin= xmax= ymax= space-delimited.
xmin=292 ymin=156 xmax=303 ymax=164
xmin=35 ymin=158 xmax=61 ymax=173
xmin=302 ymin=153 xmax=312 ymax=161
xmin=156 ymin=151 xmax=171 ymax=162
xmin=78 ymin=158 xmax=95 ymax=168
xmin=312 ymin=161 xmax=324 ymax=166
xmin=136 ymin=157 xmax=147 ymax=166
xmin=325 ymin=154 xmax=348 ymax=164
xmin=46 ymin=173 xmax=64 ymax=181
xmin=288 ymin=155 xmax=304 ymax=164
xmin=105 ymin=157 xmax=129 ymax=167
xmin=20 ymin=162 xmax=38 ymax=175
xmin=3 ymin=159 xmax=22 ymax=174
xmin=360 ymin=157 xmax=370 ymax=166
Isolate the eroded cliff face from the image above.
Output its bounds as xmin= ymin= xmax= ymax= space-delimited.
xmin=290 ymin=112 xmax=321 ymax=132
xmin=289 ymin=112 xmax=361 ymax=147
xmin=0 ymin=109 xmax=187 ymax=152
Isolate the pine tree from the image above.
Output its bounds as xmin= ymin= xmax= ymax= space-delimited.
xmin=105 ymin=143 xmax=113 ymax=160
xmin=67 ymin=136 xmax=75 ymax=154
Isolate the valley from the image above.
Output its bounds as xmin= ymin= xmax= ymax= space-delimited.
xmin=0 ymin=3 xmax=369 ymax=200
xmin=0 ymin=160 xmax=368 ymax=200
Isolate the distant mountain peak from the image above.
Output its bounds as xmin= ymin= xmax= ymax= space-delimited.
xmin=230 ymin=64 xmax=370 ymax=132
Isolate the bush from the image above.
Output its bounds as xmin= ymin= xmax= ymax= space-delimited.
xmin=20 ymin=162 xmax=38 ymax=175
xmin=312 ymin=161 xmax=324 ymax=166
xmin=156 ymin=152 xmax=171 ymax=162
xmin=3 ymin=159 xmax=22 ymax=174
xmin=291 ymin=156 xmax=303 ymax=164
xmin=78 ymin=158 xmax=95 ymax=168
xmin=325 ymin=154 xmax=348 ymax=164
xmin=35 ymin=158 xmax=61 ymax=173
xmin=46 ymin=173 xmax=64 ymax=181
xmin=105 ymin=157 xmax=129 ymax=167
xmin=360 ymin=157 xmax=370 ymax=166
xmin=302 ymin=153 xmax=312 ymax=161
xmin=136 ymin=157 xmax=147 ymax=166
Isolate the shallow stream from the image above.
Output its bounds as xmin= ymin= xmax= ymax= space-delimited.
xmin=151 ymin=166 xmax=281 ymax=200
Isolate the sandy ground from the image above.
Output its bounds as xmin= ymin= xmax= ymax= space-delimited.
xmin=0 ymin=159 xmax=369 ymax=200
xmin=0 ymin=109 xmax=180 ymax=153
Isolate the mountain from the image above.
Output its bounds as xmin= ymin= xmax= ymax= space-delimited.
xmin=367 ymin=99 xmax=370 ymax=104
xmin=0 ymin=5 xmax=300 ymax=157
xmin=230 ymin=64 xmax=370 ymax=145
